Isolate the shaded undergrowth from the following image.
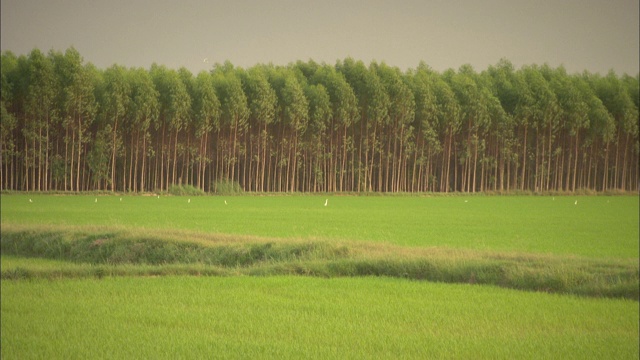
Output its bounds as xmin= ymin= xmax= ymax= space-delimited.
xmin=1 ymin=225 xmax=638 ymax=300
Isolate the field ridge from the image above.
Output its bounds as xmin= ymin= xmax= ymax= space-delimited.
xmin=2 ymin=225 xmax=637 ymax=300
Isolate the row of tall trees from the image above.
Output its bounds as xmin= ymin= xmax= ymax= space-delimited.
xmin=1 ymin=48 xmax=638 ymax=193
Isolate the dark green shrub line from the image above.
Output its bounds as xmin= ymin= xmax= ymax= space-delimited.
xmin=0 ymin=229 xmax=350 ymax=266
xmin=246 ymin=259 xmax=639 ymax=300
xmin=1 ymin=228 xmax=638 ymax=300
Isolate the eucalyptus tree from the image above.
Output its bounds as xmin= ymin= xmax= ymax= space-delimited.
xmin=192 ymin=71 xmax=220 ymax=191
xmin=102 ymin=64 xmax=131 ymax=191
xmin=86 ymin=123 xmax=111 ymax=190
xmin=507 ymin=71 xmax=536 ymax=190
xmin=372 ymin=62 xmax=415 ymax=192
xmin=519 ymin=65 xmax=559 ymax=191
xmin=240 ymin=66 xmax=277 ymax=191
xmin=54 ymin=48 xmax=97 ymax=191
xmin=0 ymin=97 xmax=16 ymax=191
xmin=446 ymin=65 xmax=492 ymax=192
xmin=578 ymin=72 xmax=615 ymax=190
xmin=129 ymin=67 xmax=159 ymax=192
xmin=177 ymin=67 xmax=198 ymax=186
xmin=621 ymin=73 xmax=640 ymax=190
xmin=279 ymin=69 xmax=309 ymax=192
xmin=431 ymin=73 xmax=460 ymax=192
xmin=485 ymin=59 xmax=519 ymax=190
xmin=336 ymin=58 xmax=390 ymax=191
xmin=311 ymin=64 xmax=359 ymax=192
xmin=546 ymin=67 xmax=590 ymax=191
xmin=303 ymin=82 xmax=332 ymax=192
xmin=150 ymin=64 xmax=169 ymax=190
xmin=480 ymin=85 xmax=508 ymax=192
xmin=21 ymin=49 xmax=58 ymax=191
xmin=590 ymin=71 xmax=639 ymax=190
xmin=211 ymin=63 xmax=249 ymax=186
xmin=0 ymin=52 xmax=18 ymax=190
xmin=407 ymin=63 xmax=439 ymax=191
xmin=150 ymin=65 xmax=191 ymax=190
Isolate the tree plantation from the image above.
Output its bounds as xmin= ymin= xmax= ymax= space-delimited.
xmin=1 ymin=48 xmax=638 ymax=193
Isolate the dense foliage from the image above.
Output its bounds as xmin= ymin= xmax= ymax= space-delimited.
xmin=1 ymin=48 xmax=638 ymax=193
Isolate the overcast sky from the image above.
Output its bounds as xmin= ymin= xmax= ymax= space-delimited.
xmin=2 ymin=0 xmax=638 ymax=75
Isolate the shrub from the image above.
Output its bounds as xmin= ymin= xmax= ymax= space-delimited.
xmin=168 ymin=184 xmax=206 ymax=196
xmin=212 ymin=179 xmax=243 ymax=195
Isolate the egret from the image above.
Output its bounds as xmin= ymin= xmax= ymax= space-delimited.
xmin=224 ymin=200 xmax=227 ymax=205
xmin=324 ymin=199 xmax=328 ymax=206
xmin=29 ymin=199 xmax=33 ymax=203
xmin=552 ymin=197 xmax=555 ymax=201
xmin=120 ymin=197 xmax=122 ymax=202
xmin=575 ymin=200 xmax=578 ymax=205
xmin=95 ymin=198 xmax=98 ymax=203
xmin=464 ymin=200 xmax=468 ymax=203
xmin=188 ymin=198 xmax=191 ymax=203
xmin=158 ymin=195 xmax=160 ymax=199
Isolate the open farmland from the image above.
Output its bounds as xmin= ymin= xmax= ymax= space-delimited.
xmin=1 ymin=194 xmax=638 ymax=257
xmin=1 ymin=194 xmax=639 ymax=359
xmin=2 ymin=276 xmax=638 ymax=359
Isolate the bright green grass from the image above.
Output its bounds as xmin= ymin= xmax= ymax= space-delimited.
xmin=1 ymin=276 xmax=637 ymax=360
xmin=1 ymin=255 xmax=86 ymax=271
xmin=1 ymin=194 xmax=638 ymax=258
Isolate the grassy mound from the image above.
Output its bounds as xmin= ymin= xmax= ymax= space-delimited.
xmin=1 ymin=225 xmax=637 ymax=300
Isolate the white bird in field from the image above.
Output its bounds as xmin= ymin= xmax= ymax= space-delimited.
xmin=29 ymin=198 xmax=33 ymax=203
xmin=120 ymin=197 xmax=122 ymax=202
xmin=224 ymin=200 xmax=227 ymax=205
xmin=552 ymin=197 xmax=555 ymax=201
xmin=95 ymin=198 xmax=98 ymax=203
xmin=188 ymin=198 xmax=191 ymax=203
xmin=324 ymin=199 xmax=328 ymax=206
xmin=464 ymin=200 xmax=468 ymax=203
xmin=574 ymin=200 xmax=578 ymax=205
xmin=158 ymin=195 xmax=160 ymax=199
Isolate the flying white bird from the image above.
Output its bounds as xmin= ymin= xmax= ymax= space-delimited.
xmin=324 ymin=199 xmax=328 ymax=206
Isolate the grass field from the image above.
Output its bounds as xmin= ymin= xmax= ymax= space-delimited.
xmin=1 ymin=193 xmax=639 ymax=359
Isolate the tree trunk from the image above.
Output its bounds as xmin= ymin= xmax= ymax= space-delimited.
xmin=520 ymin=125 xmax=527 ymax=191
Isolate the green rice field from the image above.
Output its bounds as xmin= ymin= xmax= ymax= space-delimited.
xmin=1 ymin=194 xmax=639 ymax=359
xmin=2 ymin=276 xmax=637 ymax=359
xmin=1 ymin=194 xmax=638 ymax=257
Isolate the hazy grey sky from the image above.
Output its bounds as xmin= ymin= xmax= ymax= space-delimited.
xmin=2 ymin=0 xmax=638 ymax=75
